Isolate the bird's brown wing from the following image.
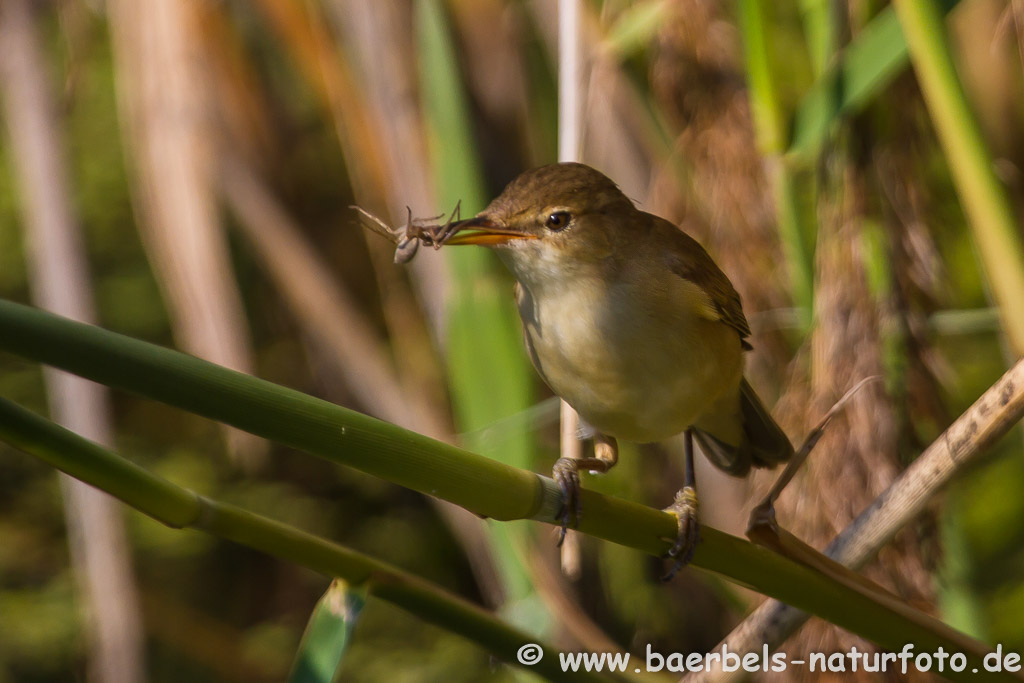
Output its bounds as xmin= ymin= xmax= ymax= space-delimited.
xmin=656 ymin=219 xmax=752 ymax=349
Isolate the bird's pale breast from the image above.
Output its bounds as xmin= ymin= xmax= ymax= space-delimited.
xmin=515 ymin=269 xmax=743 ymax=443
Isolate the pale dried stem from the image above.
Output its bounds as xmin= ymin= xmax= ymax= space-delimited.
xmin=528 ymin=0 xmax=654 ymax=202
xmin=324 ymin=0 xmax=451 ymax=340
xmin=559 ymin=401 xmax=584 ymax=579
xmin=0 ymin=2 xmax=145 ymax=681
xmin=106 ymin=0 xmax=264 ymax=469
xmin=558 ymin=0 xmax=585 ymax=581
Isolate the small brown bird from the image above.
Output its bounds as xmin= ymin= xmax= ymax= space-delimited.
xmin=442 ymin=163 xmax=793 ymax=575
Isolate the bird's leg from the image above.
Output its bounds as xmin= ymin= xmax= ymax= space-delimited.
xmin=552 ymin=433 xmax=618 ymax=546
xmin=592 ymin=433 xmax=618 ymax=471
xmin=662 ymin=429 xmax=700 ymax=581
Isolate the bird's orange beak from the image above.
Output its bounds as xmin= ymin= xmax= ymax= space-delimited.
xmin=441 ymin=216 xmax=536 ymax=245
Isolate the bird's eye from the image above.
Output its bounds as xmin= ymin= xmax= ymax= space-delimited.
xmin=545 ymin=211 xmax=571 ymax=231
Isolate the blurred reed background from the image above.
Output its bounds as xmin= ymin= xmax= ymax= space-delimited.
xmin=0 ymin=0 xmax=1023 ymax=681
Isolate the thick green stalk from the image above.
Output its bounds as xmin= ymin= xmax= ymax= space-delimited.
xmin=892 ymin=0 xmax=1024 ymax=356
xmin=0 ymin=396 xmax=606 ymax=683
xmin=0 ymin=300 xmax=1016 ymax=679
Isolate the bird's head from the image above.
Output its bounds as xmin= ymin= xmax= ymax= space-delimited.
xmin=443 ymin=163 xmax=636 ymax=289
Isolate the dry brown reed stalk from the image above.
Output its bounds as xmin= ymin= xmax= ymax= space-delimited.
xmin=324 ymin=0 xmax=451 ymax=356
xmin=253 ymin=0 xmax=449 ymax=378
xmin=652 ymin=6 xmax=950 ymax=678
xmin=0 ymin=2 xmax=145 ymax=681
xmin=647 ymin=3 xmax=954 ymax=677
xmin=873 ymin=109 xmax=951 ymax=440
xmin=555 ymin=0 xmax=586 ymax=581
xmin=106 ymin=0 xmax=265 ymax=470
xmin=249 ymin=0 xmax=389 ymax=205
xmin=651 ymin=0 xmax=792 ymax=391
xmin=254 ymin=0 xmax=450 ymax=351
xmin=764 ymin=142 xmax=935 ymax=682
xmin=762 ymin=69 xmax=948 ymax=680
xmin=447 ymin=0 xmax=538 ymax=164
xmin=698 ymin=73 xmax=949 ymax=679
xmin=191 ymin=3 xmax=277 ymax=167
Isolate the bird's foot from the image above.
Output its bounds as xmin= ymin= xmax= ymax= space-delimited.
xmin=661 ymin=486 xmax=700 ymax=581
xmin=551 ymin=452 xmax=613 ymax=545
xmin=552 ymin=457 xmax=582 ymax=546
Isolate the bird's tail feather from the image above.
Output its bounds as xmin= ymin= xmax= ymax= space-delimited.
xmin=693 ymin=379 xmax=793 ymax=477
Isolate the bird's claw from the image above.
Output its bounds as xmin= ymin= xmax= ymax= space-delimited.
xmin=552 ymin=457 xmax=582 ymax=545
xmin=661 ymin=486 xmax=700 ymax=581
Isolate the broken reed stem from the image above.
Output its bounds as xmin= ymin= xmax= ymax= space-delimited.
xmin=686 ymin=358 xmax=1024 ymax=683
xmin=752 ymin=376 xmax=881 ymax=516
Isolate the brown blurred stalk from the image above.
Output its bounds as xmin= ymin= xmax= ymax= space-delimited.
xmin=252 ymin=0 xmax=450 ymax=342
xmin=106 ymin=0 xmax=265 ymax=469
xmin=527 ymin=0 xmax=655 ymax=202
xmin=324 ymin=0 xmax=451 ymax=338
xmin=775 ymin=151 xmax=934 ymax=674
xmin=0 ymin=2 xmax=145 ymax=682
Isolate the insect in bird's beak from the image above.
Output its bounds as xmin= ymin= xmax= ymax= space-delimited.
xmin=440 ymin=216 xmax=537 ymax=246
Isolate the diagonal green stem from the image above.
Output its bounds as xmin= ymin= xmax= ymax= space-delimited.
xmin=0 ymin=395 xmax=610 ymax=683
xmin=0 ymin=299 xmax=1017 ymax=681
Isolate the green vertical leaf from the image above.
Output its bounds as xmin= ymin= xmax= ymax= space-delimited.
xmin=738 ymin=0 xmax=815 ymax=327
xmin=290 ymin=580 xmax=366 ymax=683
xmin=414 ymin=0 xmax=548 ymax=632
xmin=787 ymin=1 xmax=962 ymax=161
xmin=893 ymin=0 xmax=1024 ymax=356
